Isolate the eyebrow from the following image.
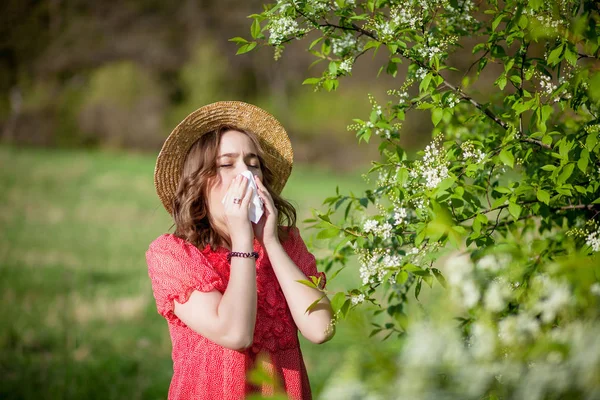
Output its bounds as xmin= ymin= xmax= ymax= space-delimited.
xmin=217 ymin=152 xmax=259 ymax=160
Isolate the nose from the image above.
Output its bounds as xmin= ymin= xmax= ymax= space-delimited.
xmin=237 ymin=163 xmax=250 ymax=174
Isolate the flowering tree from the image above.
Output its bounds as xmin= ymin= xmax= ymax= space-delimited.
xmin=233 ymin=0 xmax=600 ymax=398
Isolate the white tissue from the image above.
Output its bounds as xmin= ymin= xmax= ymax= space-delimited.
xmin=221 ymin=170 xmax=264 ymax=223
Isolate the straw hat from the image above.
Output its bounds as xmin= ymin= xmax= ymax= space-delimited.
xmin=154 ymin=101 xmax=293 ymax=215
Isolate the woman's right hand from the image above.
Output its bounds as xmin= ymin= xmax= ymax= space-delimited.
xmin=221 ymin=174 xmax=254 ymax=246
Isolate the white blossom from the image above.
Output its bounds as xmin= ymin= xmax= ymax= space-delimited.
xmin=484 ymin=278 xmax=511 ymax=312
xmin=393 ymin=207 xmax=408 ymax=226
xmin=390 ymin=5 xmax=423 ymax=30
xmin=585 ymin=229 xmax=600 ymax=252
xmin=590 ymin=282 xmax=600 ymax=296
xmin=339 ymin=58 xmax=353 ymax=74
xmin=415 ymin=67 xmax=428 ymax=80
xmin=363 ymin=219 xmax=378 ymax=233
xmin=332 ymin=32 xmax=357 ymax=57
xmin=532 ymin=275 xmax=572 ymax=323
xmin=477 ymin=255 xmax=501 ymax=272
xmin=462 ymin=280 xmax=481 ymax=308
xmin=351 ymin=293 xmax=365 ymax=305
xmin=357 ymin=248 xmax=403 ymax=285
xmin=268 ymin=16 xmax=303 ymax=45
xmin=411 ymin=140 xmax=450 ymax=189
xmin=498 ymin=313 xmax=540 ymax=345
xmin=461 ymin=141 xmax=486 ymax=163
xmin=470 ymin=322 xmax=496 ymax=360
xmin=539 ymin=74 xmax=558 ymax=96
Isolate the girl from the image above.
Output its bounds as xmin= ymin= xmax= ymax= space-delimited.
xmin=145 ymin=101 xmax=335 ymax=400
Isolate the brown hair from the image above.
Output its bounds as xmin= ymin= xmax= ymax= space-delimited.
xmin=170 ymin=125 xmax=296 ymax=250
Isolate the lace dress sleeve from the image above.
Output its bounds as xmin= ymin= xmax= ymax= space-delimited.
xmin=145 ymin=234 xmax=223 ymax=327
xmin=284 ymin=227 xmax=327 ymax=290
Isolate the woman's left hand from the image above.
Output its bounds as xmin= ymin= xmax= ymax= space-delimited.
xmin=253 ymin=175 xmax=280 ymax=248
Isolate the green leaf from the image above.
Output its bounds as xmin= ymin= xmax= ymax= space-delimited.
xmin=557 ymin=163 xmax=575 ymax=184
xmin=508 ymin=201 xmax=522 ymax=220
xmin=415 ymin=278 xmax=422 ymax=300
xmin=251 ymin=19 xmax=261 ymax=39
xmin=432 ymin=268 xmax=447 ymax=288
xmin=419 ymin=73 xmax=432 ymax=93
xmin=302 ymin=77 xmax=321 ymax=85
xmin=305 ymin=294 xmax=327 ymax=313
xmin=309 ymin=36 xmax=324 ymax=50
xmin=547 ymin=43 xmax=564 ymax=66
xmin=578 ymin=149 xmax=589 ymax=173
xmin=499 ymin=147 xmax=515 ymax=168
xmin=317 ymin=227 xmax=339 ymax=239
xmin=432 ymin=108 xmax=443 ymax=127
xmin=564 ymin=45 xmax=578 ymax=66
xmin=296 ymin=279 xmax=318 ymax=289
xmin=236 ymin=41 xmax=257 ymax=55
xmin=229 ymin=36 xmax=249 ymax=44
xmin=492 ymin=14 xmax=503 ymax=31
xmin=331 ymin=292 xmax=346 ymax=313
xmin=537 ymin=189 xmax=550 ymax=205
xmin=496 ymin=75 xmax=507 ymax=90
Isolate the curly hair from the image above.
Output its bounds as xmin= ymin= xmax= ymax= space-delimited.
xmin=170 ymin=125 xmax=296 ymax=250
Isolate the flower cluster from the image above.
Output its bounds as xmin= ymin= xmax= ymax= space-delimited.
xmin=585 ymin=229 xmax=600 ymax=252
xmin=531 ymin=275 xmax=572 ymax=323
xmin=268 ymin=16 xmax=304 ymax=45
xmin=460 ymin=141 xmax=486 ymax=163
xmin=373 ymin=19 xmax=395 ymax=42
xmin=390 ymin=5 xmax=423 ymax=30
xmin=351 ymin=293 xmax=365 ymax=305
xmin=445 ymin=93 xmax=460 ymax=108
xmin=539 ymin=74 xmax=557 ymax=96
xmin=331 ymin=32 xmax=357 ymax=57
xmin=357 ymin=248 xmax=402 ymax=285
xmin=566 ymin=220 xmax=600 ymax=253
xmin=444 ymin=252 xmax=481 ymax=308
xmin=414 ymin=67 xmax=428 ymax=80
xmin=410 ymin=135 xmax=449 ymax=189
xmin=363 ymin=218 xmax=393 ymax=240
xmin=339 ymin=58 xmax=353 ymax=74
xmin=393 ymin=207 xmax=408 ymax=225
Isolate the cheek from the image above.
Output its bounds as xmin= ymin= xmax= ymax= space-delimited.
xmin=208 ymin=174 xmax=231 ymax=206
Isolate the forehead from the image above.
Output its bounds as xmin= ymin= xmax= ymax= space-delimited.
xmin=218 ymin=130 xmax=258 ymax=154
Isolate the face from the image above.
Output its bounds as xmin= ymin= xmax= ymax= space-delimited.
xmin=207 ymin=129 xmax=263 ymax=231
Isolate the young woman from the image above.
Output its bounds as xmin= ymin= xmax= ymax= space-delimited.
xmin=145 ymin=101 xmax=335 ymax=400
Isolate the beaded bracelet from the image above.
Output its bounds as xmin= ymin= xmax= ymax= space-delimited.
xmin=227 ymin=251 xmax=259 ymax=262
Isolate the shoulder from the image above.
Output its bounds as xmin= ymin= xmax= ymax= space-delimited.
xmin=146 ymin=233 xmax=212 ymax=268
xmin=147 ymin=233 xmax=208 ymax=253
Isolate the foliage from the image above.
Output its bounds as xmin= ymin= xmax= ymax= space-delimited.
xmin=235 ymin=0 xmax=600 ymax=398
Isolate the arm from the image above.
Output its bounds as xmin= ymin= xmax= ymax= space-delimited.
xmin=265 ymin=241 xmax=335 ymax=344
xmin=173 ymin=245 xmax=256 ymax=351
xmin=252 ymin=175 xmax=334 ymax=344
xmin=173 ymin=174 xmax=258 ymax=351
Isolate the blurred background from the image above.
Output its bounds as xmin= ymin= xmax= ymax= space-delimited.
xmin=0 ymin=1 xmax=476 ymax=398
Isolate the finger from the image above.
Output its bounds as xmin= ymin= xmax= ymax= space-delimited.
xmin=254 ymin=176 xmax=275 ymax=212
xmin=234 ymin=176 xmax=249 ymax=205
xmin=240 ymin=181 xmax=253 ymax=209
xmin=229 ymin=175 xmax=246 ymax=203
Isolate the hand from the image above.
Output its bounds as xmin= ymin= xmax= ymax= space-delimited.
xmin=252 ymin=175 xmax=280 ymax=248
xmin=222 ymin=175 xmax=254 ymax=246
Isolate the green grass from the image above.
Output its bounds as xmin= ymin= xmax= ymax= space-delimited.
xmin=0 ymin=144 xmax=400 ymax=399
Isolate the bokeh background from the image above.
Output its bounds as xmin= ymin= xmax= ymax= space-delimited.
xmin=0 ymin=1 xmax=487 ymax=398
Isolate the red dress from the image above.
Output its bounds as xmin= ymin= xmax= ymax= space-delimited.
xmin=145 ymin=226 xmax=327 ymax=400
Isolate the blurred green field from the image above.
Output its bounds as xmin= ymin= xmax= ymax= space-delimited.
xmin=0 ymin=144 xmax=400 ymax=399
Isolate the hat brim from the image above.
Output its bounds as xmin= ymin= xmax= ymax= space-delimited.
xmin=154 ymin=101 xmax=293 ymax=215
